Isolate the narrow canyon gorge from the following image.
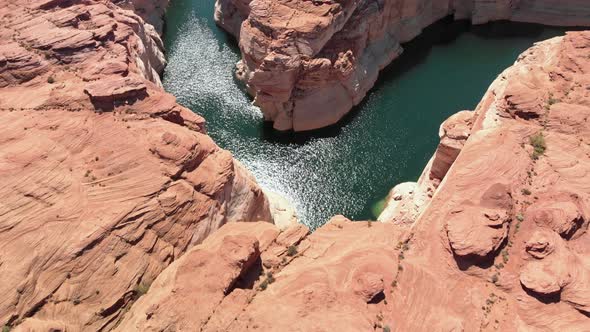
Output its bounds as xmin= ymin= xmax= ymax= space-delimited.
xmin=0 ymin=0 xmax=589 ymax=331
xmin=215 ymin=0 xmax=590 ymax=131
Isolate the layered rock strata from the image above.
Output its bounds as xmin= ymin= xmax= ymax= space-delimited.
xmin=0 ymin=0 xmax=280 ymax=330
xmin=115 ymin=0 xmax=170 ymax=35
xmin=119 ymin=31 xmax=590 ymax=331
xmin=215 ymin=0 xmax=590 ymax=131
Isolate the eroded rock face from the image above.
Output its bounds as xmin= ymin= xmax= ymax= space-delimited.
xmin=520 ymin=229 xmax=590 ymax=314
xmin=116 ymin=0 xmax=170 ymax=35
xmin=215 ymin=0 xmax=590 ymax=131
xmin=126 ymin=31 xmax=590 ymax=331
xmin=117 ymin=222 xmax=310 ymax=331
xmin=447 ymin=183 xmax=513 ymax=259
xmin=379 ymin=110 xmax=474 ymax=224
xmin=431 ymin=110 xmax=474 ymax=181
xmin=0 ymin=1 xmax=276 ymax=330
xmin=526 ymin=192 xmax=588 ymax=239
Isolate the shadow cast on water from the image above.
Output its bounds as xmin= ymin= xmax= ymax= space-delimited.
xmin=259 ymin=16 xmax=471 ymax=145
xmin=259 ymin=16 xmax=470 ymax=146
xmin=259 ymin=17 xmax=581 ymax=146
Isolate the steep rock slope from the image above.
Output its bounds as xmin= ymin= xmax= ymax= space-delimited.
xmin=215 ymin=0 xmax=590 ymax=131
xmin=0 ymin=0 xmax=276 ymax=330
xmin=115 ymin=0 xmax=170 ymax=35
xmin=120 ymin=31 xmax=590 ymax=331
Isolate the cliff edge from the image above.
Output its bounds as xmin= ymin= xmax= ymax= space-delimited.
xmin=0 ymin=0 xmax=281 ymax=330
xmin=120 ymin=30 xmax=590 ymax=331
xmin=215 ymin=0 xmax=590 ymax=131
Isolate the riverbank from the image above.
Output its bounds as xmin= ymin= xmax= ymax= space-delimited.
xmin=163 ymin=0 xmax=577 ymax=228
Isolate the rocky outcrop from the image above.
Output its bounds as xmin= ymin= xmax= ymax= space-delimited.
xmin=215 ymin=0 xmax=590 ymax=131
xmin=119 ymin=31 xmax=590 ymax=331
xmin=116 ymin=222 xmax=310 ymax=331
xmin=520 ymin=229 xmax=590 ymax=314
xmin=0 ymin=1 xmax=280 ymax=330
xmin=214 ymin=0 xmax=251 ymax=38
xmin=114 ymin=0 xmax=170 ymax=35
xmin=379 ymin=110 xmax=474 ymax=224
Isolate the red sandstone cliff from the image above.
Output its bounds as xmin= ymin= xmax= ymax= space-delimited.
xmin=115 ymin=0 xmax=169 ymax=35
xmin=119 ymin=31 xmax=590 ymax=331
xmin=215 ymin=0 xmax=590 ymax=131
xmin=2 ymin=0 xmax=590 ymax=331
xmin=0 ymin=0 xmax=280 ymax=330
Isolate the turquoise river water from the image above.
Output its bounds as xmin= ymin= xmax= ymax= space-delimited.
xmin=163 ymin=0 xmax=572 ymax=229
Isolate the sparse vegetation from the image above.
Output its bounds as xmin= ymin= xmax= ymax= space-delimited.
xmin=482 ymin=293 xmax=498 ymax=315
xmin=47 ymin=76 xmax=55 ymax=84
xmin=521 ymin=188 xmax=532 ymax=196
xmin=2 ymin=325 xmax=11 ymax=332
xmin=516 ymin=213 xmax=524 ymax=222
xmin=544 ymin=94 xmax=561 ymax=110
xmin=134 ymin=282 xmax=150 ymax=298
xmin=529 ymin=132 xmax=547 ymax=160
xmin=383 ymin=326 xmax=391 ymax=332
xmin=501 ymin=250 xmax=509 ymax=264
xmin=259 ymin=271 xmax=275 ymax=291
xmin=491 ymin=273 xmax=499 ymax=284
xmin=287 ymin=245 xmax=298 ymax=257
xmin=547 ymin=96 xmax=561 ymax=106
xmin=391 ymin=234 xmax=413 ymax=293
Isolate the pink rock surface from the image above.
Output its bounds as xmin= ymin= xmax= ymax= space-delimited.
xmin=216 ymin=0 xmax=590 ymax=131
xmin=0 ymin=1 xmax=276 ymax=330
xmin=123 ymin=31 xmax=590 ymax=332
xmin=2 ymin=1 xmax=590 ymax=331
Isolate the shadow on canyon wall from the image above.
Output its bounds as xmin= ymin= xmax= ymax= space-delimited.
xmin=260 ymin=18 xmax=579 ymax=146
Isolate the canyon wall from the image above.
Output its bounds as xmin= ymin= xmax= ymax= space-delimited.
xmin=215 ymin=0 xmax=590 ymax=131
xmin=115 ymin=0 xmax=170 ymax=35
xmin=119 ymin=30 xmax=590 ymax=331
xmin=0 ymin=0 xmax=281 ymax=330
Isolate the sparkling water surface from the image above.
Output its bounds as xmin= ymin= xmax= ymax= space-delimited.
xmin=163 ymin=0 xmax=571 ymax=229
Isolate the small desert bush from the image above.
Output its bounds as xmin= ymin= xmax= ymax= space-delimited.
xmin=529 ymin=132 xmax=546 ymax=160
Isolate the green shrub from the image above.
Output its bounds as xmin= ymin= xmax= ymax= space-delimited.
xmin=491 ymin=273 xmax=499 ymax=284
xmin=547 ymin=97 xmax=561 ymax=106
xmin=521 ymin=189 xmax=532 ymax=196
xmin=501 ymin=250 xmax=509 ymax=264
xmin=47 ymin=76 xmax=55 ymax=84
xmin=516 ymin=213 xmax=524 ymax=222
xmin=135 ymin=282 xmax=150 ymax=298
xmin=383 ymin=326 xmax=391 ymax=332
xmin=2 ymin=325 xmax=10 ymax=332
xmin=287 ymin=245 xmax=298 ymax=257
xmin=259 ymin=272 xmax=275 ymax=291
xmin=529 ymin=132 xmax=546 ymax=159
